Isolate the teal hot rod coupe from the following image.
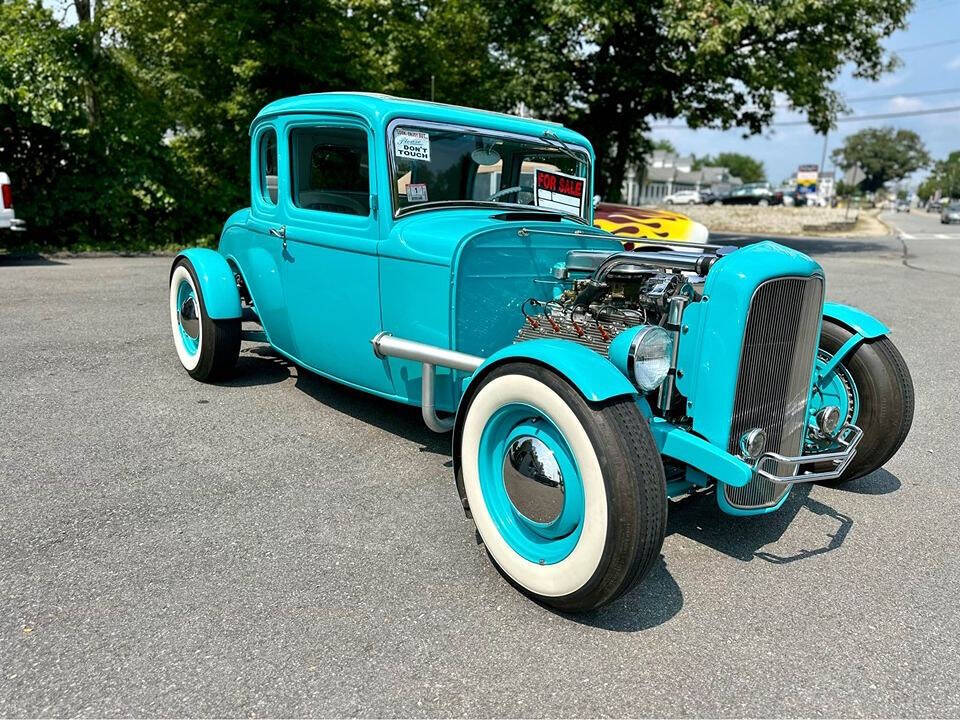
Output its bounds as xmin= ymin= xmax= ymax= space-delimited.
xmin=168 ymin=93 xmax=914 ymax=612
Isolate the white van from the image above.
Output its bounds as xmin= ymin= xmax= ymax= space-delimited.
xmin=0 ymin=172 xmax=26 ymax=232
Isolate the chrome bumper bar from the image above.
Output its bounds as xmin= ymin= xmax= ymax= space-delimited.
xmin=753 ymin=424 xmax=863 ymax=485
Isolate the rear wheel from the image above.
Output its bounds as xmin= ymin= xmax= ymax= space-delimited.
xmin=458 ymin=363 xmax=667 ymax=612
xmin=817 ymin=319 xmax=914 ymax=482
xmin=169 ymin=258 xmax=240 ymax=381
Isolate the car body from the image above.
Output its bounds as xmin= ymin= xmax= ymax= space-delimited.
xmin=593 ymin=202 xmax=710 ymax=244
xmin=662 ymin=190 xmax=700 ymax=205
xmin=0 ymin=172 xmax=26 ymax=233
xmin=941 ymin=203 xmax=960 ymax=224
xmin=720 ymin=184 xmax=781 ymax=206
xmin=927 ymin=200 xmax=943 ymax=213
xmin=895 ymin=200 xmax=911 ymax=213
xmin=168 ymin=93 xmax=913 ymax=612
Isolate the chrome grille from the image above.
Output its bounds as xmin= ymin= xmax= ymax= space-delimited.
xmin=724 ymin=276 xmax=824 ymax=509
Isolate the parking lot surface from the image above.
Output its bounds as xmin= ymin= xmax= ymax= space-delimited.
xmin=1 ymin=214 xmax=959 ymax=717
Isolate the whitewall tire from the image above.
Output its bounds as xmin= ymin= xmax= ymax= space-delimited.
xmin=457 ymin=363 xmax=667 ymax=612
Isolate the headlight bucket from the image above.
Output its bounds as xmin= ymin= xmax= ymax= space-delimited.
xmin=608 ymin=324 xmax=675 ymax=392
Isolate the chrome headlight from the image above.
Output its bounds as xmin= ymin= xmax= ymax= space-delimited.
xmin=739 ymin=428 xmax=768 ymax=459
xmin=627 ymin=325 xmax=674 ymax=391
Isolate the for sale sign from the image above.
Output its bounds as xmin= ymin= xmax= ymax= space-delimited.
xmin=534 ymin=169 xmax=585 ymax=215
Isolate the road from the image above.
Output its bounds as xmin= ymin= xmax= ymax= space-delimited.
xmin=1 ymin=215 xmax=959 ymax=717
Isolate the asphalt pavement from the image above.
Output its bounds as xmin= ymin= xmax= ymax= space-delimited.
xmin=1 ymin=212 xmax=959 ymax=716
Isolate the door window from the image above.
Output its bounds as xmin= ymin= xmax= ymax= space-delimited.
xmin=290 ymin=126 xmax=369 ymax=216
xmin=259 ymin=128 xmax=278 ymax=204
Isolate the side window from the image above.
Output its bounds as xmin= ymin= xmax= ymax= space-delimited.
xmin=259 ymin=128 xmax=278 ymax=204
xmin=290 ymin=126 xmax=369 ymax=216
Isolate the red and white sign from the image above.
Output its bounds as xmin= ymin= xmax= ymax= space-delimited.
xmin=534 ymin=169 xmax=585 ymax=215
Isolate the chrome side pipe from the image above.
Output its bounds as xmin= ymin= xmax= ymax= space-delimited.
xmin=372 ymin=332 xmax=484 ymax=432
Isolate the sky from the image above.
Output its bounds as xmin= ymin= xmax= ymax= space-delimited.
xmin=648 ymin=0 xmax=960 ymax=187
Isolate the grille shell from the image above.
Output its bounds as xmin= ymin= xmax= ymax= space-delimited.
xmin=723 ymin=275 xmax=824 ymax=510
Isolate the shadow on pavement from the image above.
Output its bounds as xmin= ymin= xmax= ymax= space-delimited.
xmin=712 ymin=233 xmax=892 ymax=255
xmin=224 ymin=344 xmax=451 ymax=455
xmin=828 ymin=468 xmax=901 ymax=495
xmin=562 ymin=556 xmax=684 ymax=632
xmin=0 ymin=253 xmax=66 ymax=266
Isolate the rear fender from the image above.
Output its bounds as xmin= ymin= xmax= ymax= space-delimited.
xmin=172 ymin=248 xmax=242 ymax=320
xmin=451 ymin=339 xmax=640 ymax=516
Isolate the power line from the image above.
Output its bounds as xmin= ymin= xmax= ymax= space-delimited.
xmin=843 ymin=86 xmax=960 ymax=103
xmin=650 ymin=104 xmax=960 ymax=129
xmin=892 ymin=37 xmax=960 ymax=52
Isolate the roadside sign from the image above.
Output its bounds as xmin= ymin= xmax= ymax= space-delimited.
xmin=796 ymin=164 xmax=818 ymax=195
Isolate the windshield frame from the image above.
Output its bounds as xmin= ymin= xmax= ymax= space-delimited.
xmin=384 ymin=117 xmax=592 ymax=222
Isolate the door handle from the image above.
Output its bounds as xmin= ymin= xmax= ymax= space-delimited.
xmin=269 ymin=224 xmax=287 ymax=249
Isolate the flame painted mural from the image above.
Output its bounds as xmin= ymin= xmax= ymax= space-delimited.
xmin=594 ymin=202 xmax=709 ymax=245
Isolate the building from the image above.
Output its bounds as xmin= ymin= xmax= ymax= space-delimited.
xmin=621 ymin=151 xmax=743 ymax=205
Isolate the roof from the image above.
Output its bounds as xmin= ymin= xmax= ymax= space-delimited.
xmin=251 ymin=92 xmax=592 ymax=155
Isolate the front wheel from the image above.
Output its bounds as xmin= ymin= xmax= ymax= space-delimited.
xmin=457 ymin=363 xmax=667 ymax=612
xmin=169 ymin=258 xmax=240 ymax=381
xmin=816 ymin=319 xmax=914 ymax=482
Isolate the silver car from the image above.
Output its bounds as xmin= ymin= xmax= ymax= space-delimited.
xmin=941 ymin=203 xmax=960 ymax=224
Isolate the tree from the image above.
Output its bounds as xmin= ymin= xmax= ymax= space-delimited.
xmin=489 ymin=0 xmax=912 ymax=200
xmin=831 ymin=127 xmax=930 ymax=193
xmin=923 ymin=151 xmax=960 ymax=200
xmin=651 ymin=139 xmax=677 ymax=154
xmin=694 ymin=153 xmax=765 ymax=183
xmin=0 ymin=0 xmax=185 ymax=248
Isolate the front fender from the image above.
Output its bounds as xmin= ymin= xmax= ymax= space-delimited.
xmin=823 ymin=302 xmax=889 ymax=339
xmin=462 ymin=339 xmax=638 ymax=404
xmin=173 ymin=248 xmax=242 ymax=320
xmin=451 ymin=339 xmax=639 ymax=517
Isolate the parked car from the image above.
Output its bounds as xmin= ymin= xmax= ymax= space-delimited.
xmin=895 ymin=200 xmax=911 ymax=213
xmin=927 ymin=200 xmax=943 ymax=213
xmin=168 ymin=93 xmax=914 ymax=612
xmin=662 ymin=189 xmax=700 ymax=205
xmin=699 ymin=190 xmax=727 ymax=205
xmin=941 ymin=203 xmax=960 ymax=224
xmin=594 ymin=202 xmax=710 ymax=244
xmin=0 ymin=172 xmax=26 ymax=233
xmin=720 ymin=185 xmax=782 ymax=206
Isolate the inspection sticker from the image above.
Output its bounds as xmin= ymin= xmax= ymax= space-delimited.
xmin=534 ymin=169 xmax=585 ymax=215
xmin=394 ymin=128 xmax=431 ymax=162
xmin=406 ymin=183 xmax=428 ymax=202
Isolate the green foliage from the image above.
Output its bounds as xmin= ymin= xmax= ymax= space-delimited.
xmin=0 ymin=0 xmax=917 ymax=249
xmin=488 ymin=0 xmax=912 ymax=199
xmin=831 ymin=127 xmax=930 ymax=193
xmin=693 ymin=153 xmax=765 ymax=183
xmin=921 ymin=151 xmax=960 ymax=200
xmin=0 ymin=0 xmax=196 ymax=250
xmin=651 ymin=139 xmax=677 ymax=154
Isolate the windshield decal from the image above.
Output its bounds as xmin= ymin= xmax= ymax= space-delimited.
xmin=394 ymin=128 xmax=431 ymax=162
xmin=406 ymin=183 xmax=428 ymax=202
xmin=534 ymin=168 xmax=585 ymax=215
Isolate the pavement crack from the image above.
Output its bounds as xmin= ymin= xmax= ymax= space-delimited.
xmin=898 ymin=234 xmax=960 ymax=278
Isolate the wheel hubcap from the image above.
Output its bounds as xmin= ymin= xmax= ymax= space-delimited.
xmin=178 ymin=297 xmax=200 ymax=340
xmin=503 ymin=434 xmax=565 ymax=524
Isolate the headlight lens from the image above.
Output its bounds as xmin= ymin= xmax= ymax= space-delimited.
xmin=628 ymin=325 xmax=674 ymax=391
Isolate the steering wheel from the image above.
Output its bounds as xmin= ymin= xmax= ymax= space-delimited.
xmin=488 ymin=185 xmax=534 ymax=202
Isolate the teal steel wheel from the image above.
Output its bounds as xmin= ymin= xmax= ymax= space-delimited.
xmin=477 ymin=403 xmax=585 ymax=565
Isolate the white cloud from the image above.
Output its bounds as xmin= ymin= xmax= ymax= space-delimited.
xmin=947 ymin=54 xmax=960 ymax=70
xmin=888 ymin=96 xmax=929 ymax=112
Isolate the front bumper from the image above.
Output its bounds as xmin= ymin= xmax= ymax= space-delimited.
xmin=752 ymin=424 xmax=863 ymax=484
xmin=650 ymin=418 xmax=863 ymax=509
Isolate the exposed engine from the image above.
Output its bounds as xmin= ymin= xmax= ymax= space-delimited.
xmin=513 ymin=248 xmax=718 ymax=355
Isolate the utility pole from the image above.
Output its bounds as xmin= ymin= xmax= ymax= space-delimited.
xmin=430 ymin=75 xmax=435 ymax=102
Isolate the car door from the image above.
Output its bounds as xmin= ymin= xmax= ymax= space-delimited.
xmin=275 ymin=115 xmax=391 ymax=393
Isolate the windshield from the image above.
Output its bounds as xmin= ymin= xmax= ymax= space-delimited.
xmin=390 ymin=123 xmax=591 ymax=220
